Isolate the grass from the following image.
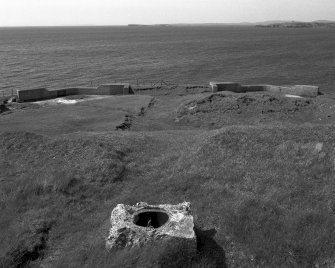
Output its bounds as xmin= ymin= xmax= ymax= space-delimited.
xmin=0 ymin=131 xmax=129 ymax=267
xmin=0 ymin=95 xmax=153 ymax=135
xmin=176 ymin=92 xmax=335 ymax=128
xmin=53 ymin=231 xmax=224 ymax=268
xmin=1 ymin=92 xmax=335 ymax=267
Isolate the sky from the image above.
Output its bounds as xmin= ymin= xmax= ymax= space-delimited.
xmin=0 ymin=0 xmax=334 ymax=26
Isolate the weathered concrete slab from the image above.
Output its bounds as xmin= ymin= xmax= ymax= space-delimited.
xmin=106 ymin=202 xmax=196 ymax=252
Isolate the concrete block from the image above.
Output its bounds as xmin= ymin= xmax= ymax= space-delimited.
xmin=209 ymin=82 xmax=218 ymax=92
xmin=209 ymin=82 xmax=243 ymax=93
xmin=106 ymin=202 xmax=196 ymax=253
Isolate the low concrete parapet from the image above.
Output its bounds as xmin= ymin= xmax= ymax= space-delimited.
xmin=241 ymin=85 xmax=269 ymax=92
xmin=209 ymin=82 xmax=319 ymax=97
xmin=266 ymin=85 xmax=319 ymax=97
xmin=97 ymin=83 xmax=133 ymax=95
xmin=210 ymin=82 xmax=242 ymax=93
xmin=75 ymin=87 xmax=99 ymax=95
xmin=48 ymin=87 xmax=95 ymax=97
xmin=17 ymin=88 xmax=50 ymax=102
xmin=17 ymin=83 xmax=133 ymax=102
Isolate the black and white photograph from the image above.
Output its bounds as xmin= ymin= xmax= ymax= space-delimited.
xmin=1 ymin=0 xmax=335 ymax=267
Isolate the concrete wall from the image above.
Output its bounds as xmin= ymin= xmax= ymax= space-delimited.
xmin=48 ymin=88 xmax=82 ymax=97
xmin=241 ymin=85 xmax=269 ymax=92
xmin=210 ymin=82 xmax=242 ymax=93
xmin=210 ymin=82 xmax=319 ymax=97
xmin=75 ymin=88 xmax=98 ymax=95
xmin=265 ymin=85 xmax=319 ymax=97
xmin=97 ymin=83 xmax=131 ymax=95
xmin=17 ymin=84 xmax=132 ymax=102
xmin=17 ymin=88 xmax=50 ymax=102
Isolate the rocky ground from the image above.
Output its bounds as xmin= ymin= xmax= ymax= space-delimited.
xmin=1 ymin=87 xmax=335 ymax=267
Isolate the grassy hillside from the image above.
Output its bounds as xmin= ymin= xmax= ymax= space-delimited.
xmin=1 ymin=91 xmax=335 ymax=267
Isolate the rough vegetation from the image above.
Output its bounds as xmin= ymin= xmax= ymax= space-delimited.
xmin=176 ymin=92 xmax=333 ymax=128
xmin=0 ymin=104 xmax=9 ymax=114
xmin=0 ymin=95 xmax=154 ymax=135
xmin=0 ymin=132 xmax=129 ymax=267
xmin=2 ymin=89 xmax=335 ymax=267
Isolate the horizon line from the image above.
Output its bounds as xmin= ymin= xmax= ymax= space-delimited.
xmin=0 ymin=19 xmax=334 ymax=28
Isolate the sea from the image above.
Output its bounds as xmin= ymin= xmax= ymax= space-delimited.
xmin=0 ymin=26 xmax=335 ymax=95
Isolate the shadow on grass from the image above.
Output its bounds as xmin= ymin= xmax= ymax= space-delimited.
xmin=0 ymin=104 xmax=9 ymax=113
xmin=194 ymin=227 xmax=226 ymax=268
xmin=51 ymin=227 xmax=226 ymax=268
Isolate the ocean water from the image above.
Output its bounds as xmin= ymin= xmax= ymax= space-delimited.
xmin=0 ymin=26 xmax=335 ymax=94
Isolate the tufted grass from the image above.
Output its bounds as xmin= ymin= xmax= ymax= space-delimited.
xmin=1 ymin=93 xmax=335 ymax=267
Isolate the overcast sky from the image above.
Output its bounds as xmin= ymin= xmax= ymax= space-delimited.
xmin=0 ymin=0 xmax=334 ymax=26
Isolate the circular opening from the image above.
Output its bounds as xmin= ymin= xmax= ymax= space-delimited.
xmin=133 ymin=210 xmax=169 ymax=228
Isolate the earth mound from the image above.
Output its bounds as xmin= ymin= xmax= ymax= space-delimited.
xmin=176 ymin=92 xmax=317 ymax=128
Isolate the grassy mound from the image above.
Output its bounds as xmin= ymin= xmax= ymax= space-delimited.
xmin=176 ymin=92 xmax=318 ymax=127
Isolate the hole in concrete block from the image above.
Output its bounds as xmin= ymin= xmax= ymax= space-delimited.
xmin=134 ymin=210 xmax=169 ymax=228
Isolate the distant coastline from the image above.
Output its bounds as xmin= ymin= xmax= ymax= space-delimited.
xmin=256 ymin=20 xmax=335 ymax=28
xmin=2 ymin=20 xmax=335 ymax=28
xmin=128 ymin=24 xmax=170 ymax=27
xmin=127 ymin=21 xmax=335 ymax=28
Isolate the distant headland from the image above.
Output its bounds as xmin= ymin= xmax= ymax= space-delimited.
xmin=128 ymin=24 xmax=170 ymax=27
xmin=255 ymin=20 xmax=335 ymax=28
xmin=127 ymin=20 xmax=335 ymax=28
